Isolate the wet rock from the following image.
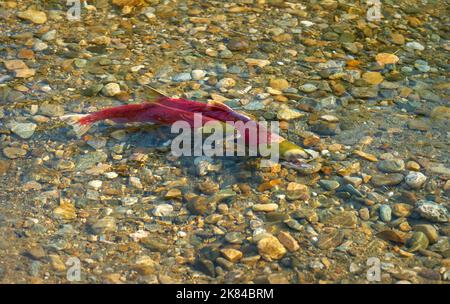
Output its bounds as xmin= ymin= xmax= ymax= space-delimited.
xmin=371 ymin=174 xmax=404 ymax=187
xmin=75 ymin=151 xmax=108 ymax=171
xmin=380 ymin=205 xmax=392 ymax=222
xmin=299 ymin=84 xmax=317 ymax=93
xmin=102 ymin=83 xmax=121 ymax=97
xmin=414 ymin=224 xmax=439 ymax=244
xmin=196 ymin=258 xmax=215 ymax=277
xmin=407 ymin=119 xmax=430 ymax=131
xmin=407 ymin=231 xmax=429 ymax=252
xmin=187 ymin=196 xmax=214 ymax=215
xmin=316 ymin=228 xmax=344 ymax=250
xmin=310 ymin=121 xmax=340 ymax=136
xmin=415 ymin=201 xmax=449 ymax=223
xmin=277 ymin=105 xmax=304 ymax=120
xmin=220 ymin=248 xmax=243 ymax=262
xmin=140 ymin=237 xmax=170 ymax=252
xmin=82 ymin=84 xmax=103 ymax=97
xmin=41 ymin=29 xmax=56 ymax=41
xmin=14 ymin=68 xmax=35 ymax=78
xmin=392 ymin=203 xmax=413 ymax=218
xmin=133 ymin=256 xmax=157 ymax=275
xmin=377 ymin=159 xmax=405 ymax=173
xmin=286 ymin=182 xmax=309 ymax=200
xmin=172 ymin=73 xmax=192 ymax=82
xmin=277 ymin=231 xmax=299 ymax=252
xmin=24 ymin=246 xmax=46 ymax=260
xmin=414 ymin=60 xmax=430 ymax=73
xmin=191 ymin=70 xmax=206 ymax=80
xmin=40 ymin=104 xmax=64 ymax=117
xmin=269 ymin=78 xmax=289 ymax=91
xmin=17 ymin=10 xmax=47 ymax=24
xmin=321 ymin=211 xmax=358 ymax=228
xmin=405 ymin=172 xmax=427 ymax=189
xmin=406 ymin=41 xmax=425 ymax=51
xmin=216 ymin=78 xmax=236 ymax=89
xmin=351 ymin=86 xmax=378 ymax=98
xmin=362 ymin=72 xmax=384 ymax=85
xmin=153 ymin=204 xmax=173 ymax=217
xmin=257 ymin=235 xmax=287 ymax=260
xmin=53 ymin=201 xmax=76 ymax=220
xmin=3 ymin=147 xmax=27 ymax=159
xmin=10 ymin=122 xmax=36 ymax=139
xmin=319 ymin=180 xmax=340 ymax=191
xmin=225 ymin=232 xmax=244 ymax=244
xmin=91 ymin=216 xmax=116 ymax=234
xmin=359 ymin=208 xmax=370 ymax=221
xmin=406 ymin=161 xmax=421 ymax=171
xmin=227 ymin=38 xmax=249 ymax=51
xmin=418 ymin=268 xmax=441 ymax=281
xmin=252 ymin=203 xmax=278 ymax=212
xmin=48 ymin=254 xmax=66 ymax=272
xmin=165 ymin=188 xmax=182 ymax=199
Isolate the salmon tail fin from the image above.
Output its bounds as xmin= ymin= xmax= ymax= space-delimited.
xmin=60 ymin=114 xmax=93 ymax=138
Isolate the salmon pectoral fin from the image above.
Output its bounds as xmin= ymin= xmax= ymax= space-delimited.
xmin=60 ymin=114 xmax=93 ymax=138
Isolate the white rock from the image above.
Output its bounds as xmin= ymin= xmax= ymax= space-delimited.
xmin=10 ymin=122 xmax=37 ymax=139
xmin=104 ymin=172 xmax=118 ymax=179
xmin=216 ymin=78 xmax=236 ymax=89
xmin=88 ymin=180 xmax=102 ymax=190
xmin=406 ymin=41 xmax=425 ymax=51
xmin=299 ymin=83 xmax=317 ymax=93
xmin=153 ymin=204 xmax=174 ymax=217
xmin=300 ymin=20 xmax=315 ymax=27
xmin=102 ymin=83 xmax=121 ymax=96
xmin=191 ymin=69 xmax=207 ymax=80
xmin=405 ymin=171 xmax=427 ymax=189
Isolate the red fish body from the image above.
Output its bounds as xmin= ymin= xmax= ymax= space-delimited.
xmin=61 ymin=94 xmax=308 ymax=161
xmin=62 ymin=97 xmax=279 ymax=146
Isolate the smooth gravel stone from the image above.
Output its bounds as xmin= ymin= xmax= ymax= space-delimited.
xmin=299 ymin=84 xmax=317 ymax=93
xmin=140 ymin=237 xmax=170 ymax=252
xmin=82 ymin=84 xmax=103 ymax=96
xmin=339 ymin=184 xmax=364 ymax=198
xmin=406 ymin=41 xmax=425 ymax=50
xmin=316 ymin=228 xmax=344 ymax=250
xmin=284 ymin=219 xmax=303 ymax=231
xmin=219 ymin=49 xmax=233 ymax=59
xmin=415 ymin=201 xmax=449 ymax=223
xmin=414 ymin=224 xmax=439 ymax=244
xmin=319 ymin=180 xmax=340 ymax=191
xmin=101 ymin=82 xmax=121 ymax=96
xmin=153 ymin=204 xmax=173 ymax=217
xmin=414 ymin=60 xmax=430 ymax=72
xmin=91 ymin=216 xmax=116 ymax=234
xmin=227 ymin=38 xmax=249 ymax=51
xmin=196 ymin=258 xmax=215 ymax=277
xmin=371 ymin=174 xmax=404 ymax=187
xmin=40 ymin=104 xmax=64 ymax=117
xmin=172 ymin=73 xmax=192 ymax=82
xmin=377 ymin=159 xmax=405 ymax=173
xmin=405 ymin=171 xmax=427 ymax=189
xmin=379 ymin=205 xmax=392 ymax=222
xmin=41 ymin=29 xmax=56 ymax=41
xmin=10 ymin=122 xmax=37 ymax=139
xmin=191 ymin=69 xmax=206 ymax=80
xmin=224 ymin=232 xmax=244 ymax=244
xmin=407 ymin=231 xmax=429 ymax=252
xmin=351 ymin=86 xmax=378 ymax=98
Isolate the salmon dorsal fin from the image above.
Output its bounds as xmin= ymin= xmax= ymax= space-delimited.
xmin=207 ymin=100 xmax=254 ymax=121
xmin=144 ymin=85 xmax=169 ymax=101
